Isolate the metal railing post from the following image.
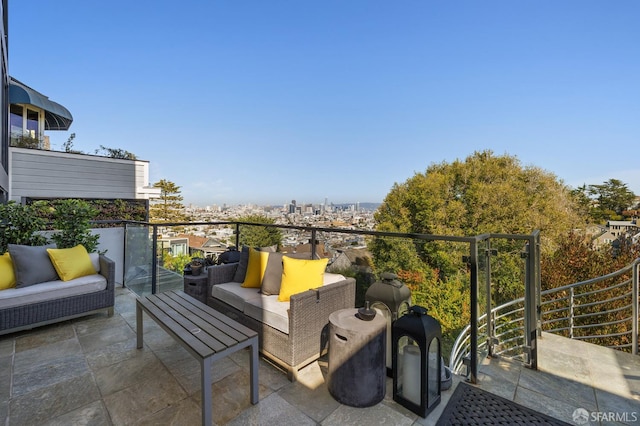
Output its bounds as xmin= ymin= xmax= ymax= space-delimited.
xmin=151 ymin=224 xmax=158 ymax=295
xmin=569 ymin=288 xmax=575 ymax=339
xmin=311 ymin=229 xmax=317 ymax=259
xmin=469 ymin=239 xmax=479 ymax=384
xmin=535 ymin=232 xmax=542 ymax=338
xmin=523 ymin=236 xmax=538 ymax=369
xmin=235 ymin=223 xmax=240 ymax=249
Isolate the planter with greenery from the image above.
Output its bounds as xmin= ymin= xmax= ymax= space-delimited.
xmin=189 ymin=259 xmax=204 ymax=276
xmin=0 ymin=201 xmax=49 ymax=253
xmin=49 ymin=199 xmax=101 ymax=252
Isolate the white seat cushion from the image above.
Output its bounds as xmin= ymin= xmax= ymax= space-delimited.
xmin=323 ymin=273 xmax=346 ymax=285
xmin=210 ymin=273 xmax=347 ymax=335
xmin=0 ymin=274 xmax=107 ymax=309
xmin=244 ymin=294 xmax=290 ymax=334
xmin=210 ymin=282 xmax=261 ymax=312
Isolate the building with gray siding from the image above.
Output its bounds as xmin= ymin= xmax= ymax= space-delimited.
xmin=0 ymin=0 xmax=8 ymax=202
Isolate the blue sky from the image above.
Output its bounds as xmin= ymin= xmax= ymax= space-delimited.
xmin=8 ymin=1 xmax=640 ymax=206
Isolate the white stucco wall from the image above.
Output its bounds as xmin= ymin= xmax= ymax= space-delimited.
xmin=38 ymin=227 xmax=125 ymax=285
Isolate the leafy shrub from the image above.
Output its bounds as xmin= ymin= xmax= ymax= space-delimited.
xmin=49 ymin=199 xmax=100 ymax=252
xmin=0 ymin=201 xmax=49 ymax=252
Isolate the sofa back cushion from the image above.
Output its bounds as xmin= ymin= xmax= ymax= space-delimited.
xmin=232 ymin=246 xmax=250 ymax=283
xmin=89 ymin=252 xmax=101 ymax=273
xmin=8 ymin=244 xmax=58 ymax=288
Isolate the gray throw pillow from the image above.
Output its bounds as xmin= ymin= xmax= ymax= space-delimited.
xmin=232 ymin=246 xmax=250 ymax=283
xmin=260 ymin=252 xmax=284 ymax=295
xmin=8 ymin=243 xmax=59 ymax=288
xmin=260 ymin=252 xmax=313 ymax=296
xmin=232 ymin=245 xmax=284 ymax=284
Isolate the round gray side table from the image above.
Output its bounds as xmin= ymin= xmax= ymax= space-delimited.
xmin=327 ymin=308 xmax=386 ymax=407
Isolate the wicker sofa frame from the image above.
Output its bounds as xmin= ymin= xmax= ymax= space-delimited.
xmin=0 ymin=255 xmax=116 ymax=335
xmin=206 ymin=262 xmax=356 ymax=380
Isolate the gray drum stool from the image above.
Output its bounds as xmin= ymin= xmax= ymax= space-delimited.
xmin=327 ymin=308 xmax=386 ymax=407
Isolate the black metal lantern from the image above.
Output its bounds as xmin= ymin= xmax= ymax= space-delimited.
xmin=392 ymin=305 xmax=442 ymax=418
xmin=365 ymin=272 xmax=412 ymax=374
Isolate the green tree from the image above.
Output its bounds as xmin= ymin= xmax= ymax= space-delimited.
xmin=237 ymin=214 xmax=282 ymax=248
xmin=587 ymin=179 xmax=636 ymax=222
xmin=371 ymin=150 xmax=584 ymax=309
xmin=162 ymin=252 xmax=192 ymax=275
xmin=570 ymin=185 xmax=593 ymax=221
xmin=150 ymin=179 xmax=186 ymax=222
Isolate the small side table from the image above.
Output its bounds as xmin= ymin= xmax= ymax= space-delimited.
xmin=327 ymin=308 xmax=386 ymax=407
xmin=184 ymin=273 xmax=208 ymax=304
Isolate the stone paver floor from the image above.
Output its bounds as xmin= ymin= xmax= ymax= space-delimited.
xmin=1 ymin=287 xmax=638 ymax=425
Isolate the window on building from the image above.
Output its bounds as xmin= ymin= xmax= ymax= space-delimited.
xmin=10 ymin=104 xmax=22 ymax=136
xmin=26 ymin=109 xmax=39 ymax=138
xmin=172 ymin=242 xmax=187 ymax=256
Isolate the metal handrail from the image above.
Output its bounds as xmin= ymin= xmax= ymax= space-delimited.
xmin=121 ymin=219 xmax=542 ymax=384
xmin=449 ymin=257 xmax=640 ymax=374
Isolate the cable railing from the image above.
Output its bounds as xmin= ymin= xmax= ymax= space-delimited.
xmin=450 ymin=257 xmax=640 ymax=375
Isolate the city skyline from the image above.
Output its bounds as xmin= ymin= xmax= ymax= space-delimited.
xmin=8 ymin=1 xmax=640 ymax=206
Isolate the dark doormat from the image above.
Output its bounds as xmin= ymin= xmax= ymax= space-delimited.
xmin=435 ymin=382 xmax=572 ymax=425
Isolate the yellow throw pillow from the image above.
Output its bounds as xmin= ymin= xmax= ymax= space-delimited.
xmin=241 ymin=248 xmax=269 ymax=288
xmin=0 ymin=253 xmax=16 ymax=290
xmin=278 ymin=257 xmax=328 ymax=302
xmin=47 ymin=245 xmax=97 ymax=282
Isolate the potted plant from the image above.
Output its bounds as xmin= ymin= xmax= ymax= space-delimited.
xmin=190 ymin=259 xmax=204 ymax=276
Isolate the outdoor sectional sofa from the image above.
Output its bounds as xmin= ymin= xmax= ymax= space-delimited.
xmin=0 ymin=249 xmax=115 ymax=335
xmin=205 ymin=251 xmax=356 ymax=380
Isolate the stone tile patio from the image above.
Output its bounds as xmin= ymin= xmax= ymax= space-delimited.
xmin=1 ymin=286 xmax=638 ymax=425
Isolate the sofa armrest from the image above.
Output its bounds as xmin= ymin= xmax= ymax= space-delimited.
xmin=99 ymin=255 xmax=116 ymax=290
xmin=288 ymin=277 xmax=356 ymax=338
xmin=207 ymin=263 xmax=239 ymax=286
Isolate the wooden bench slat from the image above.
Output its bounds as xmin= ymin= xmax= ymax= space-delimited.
xmin=165 ymin=291 xmax=255 ymax=343
xmin=171 ymin=291 xmax=257 ymax=337
xmin=163 ymin=297 xmax=242 ymax=347
xmin=147 ymin=295 xmax=229 ymax=353
xmin=137 ymin=298 xmax=214 ymax=358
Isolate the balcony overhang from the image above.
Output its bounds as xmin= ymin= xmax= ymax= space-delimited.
xmin=9 ymin=77 xmax=73 ymax=130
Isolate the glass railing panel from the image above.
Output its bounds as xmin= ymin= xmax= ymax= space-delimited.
xmin=123 ymin=223 xmax=154 ymax=296
xmin=153 ymin=224 xmax=193 ymax=294
xmin=485 ymin=236 xmax=531 ymax=363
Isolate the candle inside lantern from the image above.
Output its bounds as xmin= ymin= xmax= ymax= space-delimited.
xmin=402 ymin=345 xmax=421 ymax=405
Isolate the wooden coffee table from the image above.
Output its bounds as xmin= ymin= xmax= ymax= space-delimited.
xmin=136 ymin=290 xmax=259 ymax=425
